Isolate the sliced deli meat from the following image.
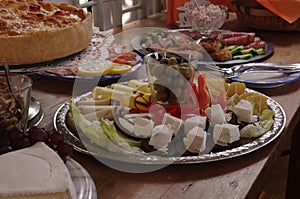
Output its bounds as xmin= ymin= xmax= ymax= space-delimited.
xmin=244 ymin=41 xmax=266 ymax=50
xmin=217 ymin=32 xmax=255 ymax=40
xmin=216 ymin=32 xmax=268 ymax=49
xmin=219 ymin=35 xmax=255 ymax=46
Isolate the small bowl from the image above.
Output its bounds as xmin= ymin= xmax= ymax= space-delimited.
xmin=144 ymin=52 xmax=198 ymax=105
xmin=187 ymin=3 xmax=228 ymax=35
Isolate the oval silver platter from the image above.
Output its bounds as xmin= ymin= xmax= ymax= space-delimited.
xmin=54 ymin=89 xmax=286 ymax=164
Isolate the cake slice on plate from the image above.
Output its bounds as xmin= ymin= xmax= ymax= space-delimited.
xmin=0 ymin=142 xmax=76 ymax=199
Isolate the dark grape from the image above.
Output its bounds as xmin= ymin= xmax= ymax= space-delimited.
xmin=14 ymin=138 xmax=32 ymax=150
xmin=28 ymin=126 xmax=49 ymax=143
xmin=0 ymin=126 xmax=73 ymax=162
xmin=41 ymin=128 xmax=50 ymax=139
xmin=9 ymin=128 xmax=25 ymax=141
xmin=0 ymin=146 xmax=13 ymax=155
xmin=57 ymin=142 xmax=73 ymax=157
xmin=59 ymin=154 xmax=67 ymax=163
xmin=50 ymin=131 xmax=65 ymax=145
xmin=0 ymin=134 xmax=11 ymax=147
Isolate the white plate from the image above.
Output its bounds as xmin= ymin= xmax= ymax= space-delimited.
xmin=67 ymin=158 xmax=97 ymax=199
xmin=230 ymin=70 xmax=300 ymax=88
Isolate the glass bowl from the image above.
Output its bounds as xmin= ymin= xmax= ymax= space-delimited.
xmin=186 ymin=3 xmax=228 ymax=36
xmin=144 ymin=52 xmax=198 ymax=105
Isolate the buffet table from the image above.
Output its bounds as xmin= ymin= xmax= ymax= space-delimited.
xmin=31 ymin=12 xmax=300 ymax=199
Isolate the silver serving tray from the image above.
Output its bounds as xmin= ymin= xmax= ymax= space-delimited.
xmin=54 ymin=89 xmax=286 ymax=164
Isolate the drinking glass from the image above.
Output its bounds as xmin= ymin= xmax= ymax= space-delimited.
xmin=0 ymin=75 xmax=32 ymax=132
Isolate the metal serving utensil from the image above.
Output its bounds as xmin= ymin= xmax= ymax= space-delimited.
xmin=2 ymin=59 xmax=22 ymax=105
xmin=0 ymin=65 xmax=60 ymax=74
xmin=204 ymin=62 xmax=300 ymax=78
xmin=2 ymin=59 xmax=27 ymax=130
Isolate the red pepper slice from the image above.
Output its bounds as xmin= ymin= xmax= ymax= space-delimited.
xmin=197 ymin=74 xmax=211 ymax=113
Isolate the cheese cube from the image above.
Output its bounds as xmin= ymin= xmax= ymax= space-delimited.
xmin=149 ymin=125 xmax=173 ymax=151
xmin=133 ymin=117 xmax=154 ymax=137
xmin=213 ymin=123 xmax=240 ymax=144
xmin=211 ymin=104 xmax=226 ymax=125
xmin=162 ymin=113 xmax=183 ymax=135
xmin=234 ymin=100 xmax=253 ymax=123
xmin=184 ymin=115 xmax=207 ymax=134
xmin=112 ymin=84 xmax=136 ymax=94
xmin=183 ymin=126 xmax=206 ymax=153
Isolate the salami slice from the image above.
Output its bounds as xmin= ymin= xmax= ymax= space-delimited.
xmin=220 ymin=35 xmax=250 ymax=46
xmin=244 ymin=41 xmax=266 ymax=49
xmin=217 ymin=32 xmax=255 ymax=40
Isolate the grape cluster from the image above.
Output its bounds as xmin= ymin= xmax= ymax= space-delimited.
xmin=0 ymin=126 xmax=73 ymax=162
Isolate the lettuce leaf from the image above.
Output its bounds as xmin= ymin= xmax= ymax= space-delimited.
xmin=69 ymin=100 xmax=142 ymax=154
xmin=259 ymin=109 xmax=274 ymax=132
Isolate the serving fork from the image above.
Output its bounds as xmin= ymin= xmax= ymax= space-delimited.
xmin=204 ymin=62 xmax=300 ymax=79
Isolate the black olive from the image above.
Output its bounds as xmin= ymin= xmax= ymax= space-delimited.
xmin=225 ymin=110 xmax=238 ymax=124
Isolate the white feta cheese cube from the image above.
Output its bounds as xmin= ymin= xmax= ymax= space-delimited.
xmin=213 ymin=123 xmax=240 ymax=144
xmin=162 ymin=113 xmax=183 ymax=135
xmin=133 ymin=117 xmax=154 ymax=137
xmin=234 ymin=99 xmax=253 ymax=123
xmin=183 ymin=126 xmax=207 ymax=153
xmin=184 ymin=115 xmax=207 ymax=134
xmin=211 ymin=104 xmax=226 ymax=125
xmin=149 ymin=125 xmax=173 ymax=151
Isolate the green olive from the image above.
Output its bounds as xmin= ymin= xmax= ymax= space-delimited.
xmin=168 ymin=57 xmax=177 ymax=65
xmin=151 ymin=64 xmax=165 ymax=77
xmin=160 ymin=58 xmax=169 ymax=65
xmin=180 ymin=63 xmax=191 ymax=68
xmin=159 ymin=76 xmax=172 ymax=85
xmin=179 ymin=67 xmax=193 ymax=80
xmin=172 ymin=76 xmax=186 ymax=87
xmin=166 ymin=65 xmax=180 ymax=77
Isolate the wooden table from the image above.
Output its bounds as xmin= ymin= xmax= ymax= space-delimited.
xmin=30 ymin=12 xmax=300 ymax=199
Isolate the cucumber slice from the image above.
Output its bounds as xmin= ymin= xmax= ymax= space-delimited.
xmin=233 ymin=54 xmax=253 ymax=60
xmin=256 ymin=48 xmax=265 ymax=55
xmin=230 ymin=45 xmax=244 ymax=55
